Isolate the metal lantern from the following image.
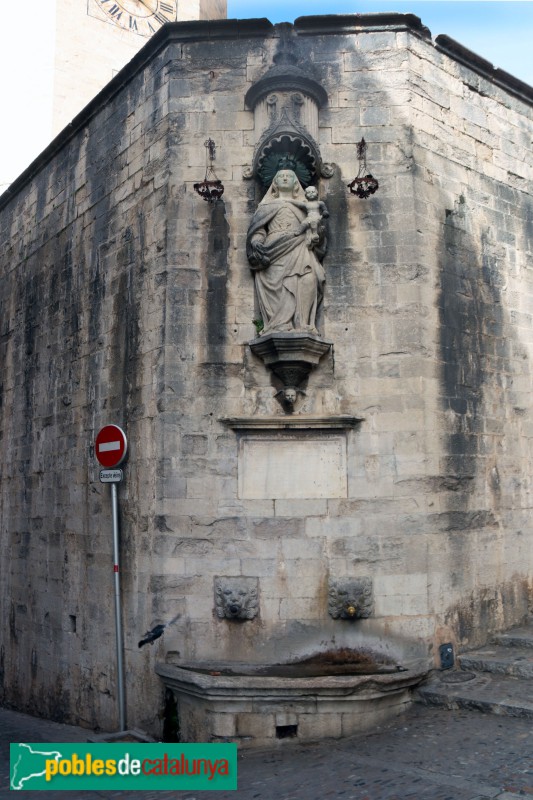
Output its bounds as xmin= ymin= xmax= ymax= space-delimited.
xmin=347 ymin=138 xmax=379 ymax=199
xmin=194 ymin=138 xmax=225 ymax=202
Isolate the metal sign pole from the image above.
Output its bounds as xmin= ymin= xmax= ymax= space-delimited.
xmin=111 ymin=481 xmax=126 ymax=732
xmin=95 ymin=424 xmax=128 ymax=733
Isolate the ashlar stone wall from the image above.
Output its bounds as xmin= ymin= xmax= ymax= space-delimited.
xmin=0 ymin=14 xmax=532 ymax=735
xmin=0 ymin=32 xmax=187 ymax=731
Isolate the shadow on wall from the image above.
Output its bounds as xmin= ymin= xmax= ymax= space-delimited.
xmin=437 ymin=192 xmax=531 ymax=642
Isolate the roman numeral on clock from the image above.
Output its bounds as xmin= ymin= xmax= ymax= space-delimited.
xmin=154 ymin=11 xmax=171 ymax=25
xmin=108 ymin=3 xmax=123 ymax=18
xmin=160 ymin=2 xmax=176 ymax=14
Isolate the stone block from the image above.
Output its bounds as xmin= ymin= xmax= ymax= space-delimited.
xmin=238 ymin=436 xmax=347 ymax=500
xmin=297 ymin=712 xmax=342 ymax=740
xmin=252 ymin=517 xmax=304 ymax=541
xmin=375 ymin=573 xmax=427 ymax=596
xmin=274 ymin=712 xmax=298 ymax=726
xmin=305 ymin=516 xmax=363 ymax=538
xmin=361 ymin=106 xmax=391 ymax=126
xmin=207 ymin=711 xmax=236 ymax=738
xmin=185 ymin=557 xmax=241 ymax=577
xmin=340 ymin=694 xmax=410 ymax=735
xmin=236 ymin=712 xmax=275 ymax=739
xmin=240 ymin=557 xmax=278 ymax=577
xmin=274 ymin=499 xmax=329 ymax=517
xmin=279 ymin=597 xmax=320 ymax=620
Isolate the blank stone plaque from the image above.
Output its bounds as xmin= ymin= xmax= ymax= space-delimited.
xmin=238 ymin=435 xmax=347 ymax=499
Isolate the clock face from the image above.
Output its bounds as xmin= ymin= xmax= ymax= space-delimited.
xmin=95 ymin=0 xmax=177 ymax=37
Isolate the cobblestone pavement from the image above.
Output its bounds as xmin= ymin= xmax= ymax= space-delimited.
xmin=1 ymin=703 xmax=532 ymax=799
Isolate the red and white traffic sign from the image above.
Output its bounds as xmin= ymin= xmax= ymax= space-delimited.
xmin=95 ymin=425 xmax=128 ymax=468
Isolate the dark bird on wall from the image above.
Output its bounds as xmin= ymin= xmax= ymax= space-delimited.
xmin=138 ymin=613 xmax=181 ymax=648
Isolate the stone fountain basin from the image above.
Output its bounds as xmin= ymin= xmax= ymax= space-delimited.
xmin=156 ymin=658 xmax=429 ymax=747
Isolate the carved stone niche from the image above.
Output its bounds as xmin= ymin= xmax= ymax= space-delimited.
xmin=328 ymin=578 xmax=374 ymax=621
xmin=244 ymin=30 xmax=333 ymax=186
xmin=249 ymin=332 xmax=332 ymax=411
xmin=214 ymin=577 xmax=259 ymax=621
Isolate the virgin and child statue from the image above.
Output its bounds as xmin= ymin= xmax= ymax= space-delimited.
xmin=246 ymin=169 xmax=328 ymax=336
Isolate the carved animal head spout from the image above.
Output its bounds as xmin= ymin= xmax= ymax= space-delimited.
xmin=214 ymin=577 xmax=259 ymax=621
xmin=328 ymin=578 xmax=374 ymax=621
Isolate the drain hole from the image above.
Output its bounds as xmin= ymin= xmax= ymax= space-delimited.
xmin=276 ymin=724 xmax=298 ymax=739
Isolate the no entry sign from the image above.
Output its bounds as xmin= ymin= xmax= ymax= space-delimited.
xmin=95 ymin=425 xmax=128 ymax=468
xmin=94 ymin=424 xmax=128 ymax=730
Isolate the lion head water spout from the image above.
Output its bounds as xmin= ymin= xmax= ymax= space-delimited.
xmin=328 ymin=578 xmax=374 ymax=621
xmin=214 ymin=578 xmax=259 ymax=621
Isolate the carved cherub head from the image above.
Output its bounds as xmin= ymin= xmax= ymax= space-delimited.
xmin=304 ymin=186 xmax=318 ymax=201
xmin=274 ymin=386 xmax=306 ymax=411
xmin=283 ymin=388 xmax=297 ymax=405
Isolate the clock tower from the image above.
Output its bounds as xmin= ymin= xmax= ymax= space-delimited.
xmin=0 ymin=0 xmax=226 ymax=192
xmin=53 ymin=0 xmax=226 ymax=135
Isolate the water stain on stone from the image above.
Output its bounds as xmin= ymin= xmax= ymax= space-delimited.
xmin=205 ymin=200 xmax=230 ymax=361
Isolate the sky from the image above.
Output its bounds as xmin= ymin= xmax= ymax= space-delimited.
xmin=228 ymin=1 xmax=533 ymax=86
xmin=0 ymin=1 xmax=531 ymax=191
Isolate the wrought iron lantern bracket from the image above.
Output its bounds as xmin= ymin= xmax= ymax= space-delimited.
xmin=347 ymin=138 xmax=379 ymax=199
xmin=194 ymin=138 xmax=225 ymax=202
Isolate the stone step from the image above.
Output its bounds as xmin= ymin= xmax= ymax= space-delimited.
xmin=492 ymin=624 xmax=533 ymax=650
xmin=416 ymin=671 xmax=533 ymax=719
xmin=458 ymin=645 xmax=533 ymax=679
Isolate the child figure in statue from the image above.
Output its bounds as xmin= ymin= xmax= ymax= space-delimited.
xmin=292 ymin=185 xmax=329 ymax=245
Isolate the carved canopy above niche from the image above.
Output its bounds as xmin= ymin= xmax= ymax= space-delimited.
xmin=244 ymin=34 xmax=333 ymax=186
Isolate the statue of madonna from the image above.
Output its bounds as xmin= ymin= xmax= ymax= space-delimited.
xmin=246 ymin=169 xmax=328 ymax=335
